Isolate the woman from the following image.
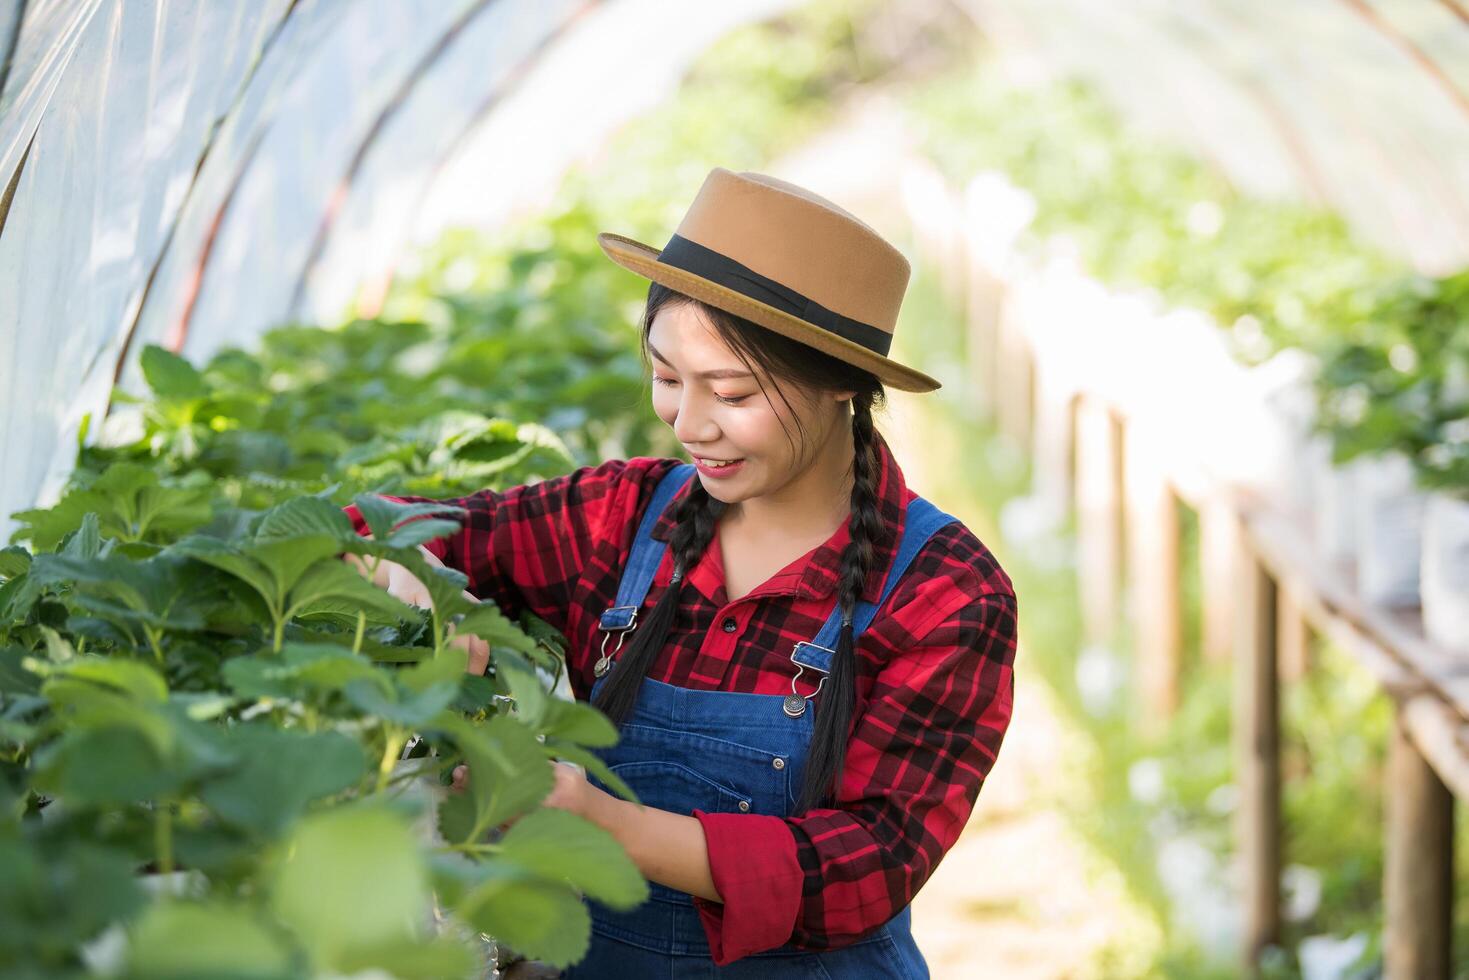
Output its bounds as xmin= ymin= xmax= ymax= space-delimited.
xmin=347 ymin=168 xmax=1018 ymax=977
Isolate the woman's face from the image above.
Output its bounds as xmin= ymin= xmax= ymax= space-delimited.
xmin=647 ymin=302 xmax=851 ymax=507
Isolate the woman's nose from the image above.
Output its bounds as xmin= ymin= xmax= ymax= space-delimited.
xmin=672 ymin=399 xmax=716 ymax=444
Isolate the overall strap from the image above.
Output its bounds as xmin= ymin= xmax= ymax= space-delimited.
xmin=595 ymin=462 xmax=696 ymax=664
xmin=789 ymin=495 xmax=959 ymax=675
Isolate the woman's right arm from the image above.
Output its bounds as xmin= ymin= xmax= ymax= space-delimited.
xmin=338 ymin=457 xmax=684 ymax=675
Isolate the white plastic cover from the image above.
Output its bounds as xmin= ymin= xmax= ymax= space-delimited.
xmin=0 ymin=0 xmax=590 ymax=545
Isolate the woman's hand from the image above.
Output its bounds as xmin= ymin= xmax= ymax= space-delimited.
xmin=345 ymin=544 xmax=489 ymax=675
xmin=449 ymin=761 xmax=602 ymax=823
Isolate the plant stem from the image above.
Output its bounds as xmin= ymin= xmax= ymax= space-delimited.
xmin=272 ymin=616 xmax=285 ymax=654
xmin=145 ymin=629 xmax=165 ymax=665
xmin=353 ymin=610 xmax=366 ymax=654
xmin=376 ymin=724 xmax=404 ymax=794
xmin=155 ymin=801 xmax=174 ymax=876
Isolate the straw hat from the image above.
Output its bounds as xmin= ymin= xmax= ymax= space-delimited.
xmin=596 ymin=166 xmax=940 ymax=392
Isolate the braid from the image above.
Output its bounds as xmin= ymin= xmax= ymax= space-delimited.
xmin=591 ymin=470 xmax=727 ymax=725
xmin=795 ymin=391 xmax=883 ymax=813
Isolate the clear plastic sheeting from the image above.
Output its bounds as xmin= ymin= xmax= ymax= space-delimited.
xmin=962 ymin=0 xmax=1469 ymax=275
xmin=130 ymin=0 xmax=548 ymax=370
xmin=0 ymin=1 xmax=292 ymax=545
xmin=0 ymin=0 xmax=591 ymax=545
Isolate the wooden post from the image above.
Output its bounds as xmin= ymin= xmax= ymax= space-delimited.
xmin=1200 ymin=490 xmax=1239 ymax=664
xmin=1125 ymin=422 xmax=1182 ymax=726
xmin=965 ymin=258 xmax=1003 ymax=423
xmin=1233 ymin=526 xmax=1280 ymax=975
xmin=1385 ymin=706 xmax=1453 ymax=979
xmin=1031 ymin=370 xmax=1075 ymax=530
xmin=1076 ymin=396 xmax=1123 ymax=647
xmin=994 ymin=291 xmax=1034 ymax=450
xmin=1277 ymin=582 xmax=1312 ymax=682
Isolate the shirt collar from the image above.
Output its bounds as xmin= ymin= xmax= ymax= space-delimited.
xmin=650 ymin=429 xmax=909 ymax=605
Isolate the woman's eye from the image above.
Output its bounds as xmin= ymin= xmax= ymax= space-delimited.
xmin=652 ymin=376 xmax=747 ymax=405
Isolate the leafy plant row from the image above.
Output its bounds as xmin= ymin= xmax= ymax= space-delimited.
xmin=1 ymin=482 xmax=652 ymax=977
xmin=900 ymin=60 xmax=1468 ymax=496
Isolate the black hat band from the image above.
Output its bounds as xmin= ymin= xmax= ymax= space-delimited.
xmin=655 ymin=233 xmax=893 ymax=358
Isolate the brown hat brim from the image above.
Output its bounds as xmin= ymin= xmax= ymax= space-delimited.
xmin=597 ymin=232 xmax=941 ymax=393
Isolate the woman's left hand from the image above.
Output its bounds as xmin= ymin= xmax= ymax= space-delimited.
xmin=449 ymin=760 xmax=609 ymax=827
xmin=542 ymin=760 xmax=600 ymax=821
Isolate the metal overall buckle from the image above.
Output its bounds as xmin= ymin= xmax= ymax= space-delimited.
xmin=593 ymin=606 xmax=639 ymax=678
xmin=783 ymin=640 xmax=835 ymax=718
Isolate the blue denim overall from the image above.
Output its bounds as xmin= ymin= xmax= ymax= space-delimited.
xmin=564 ymin=463 xmax=955 ymax=979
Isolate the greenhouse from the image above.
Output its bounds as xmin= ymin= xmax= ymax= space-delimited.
xmin=2 ymin=0 xmax=1468 ymax=977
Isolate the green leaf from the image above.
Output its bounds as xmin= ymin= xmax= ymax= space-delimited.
xmin=538 ymin=699 xmax=618 ymax=747
xmin=103 ymin=468 xmax=214 ymax=544
xmin=166 ymin=537 xmax=278 ymax=612
xmin=268 ymin=802 xmax=430 ymax=973
xmin=0 ymin=835 xmax=146 ymax=957
xmin=169 ymin=535 xmax=344 ymax=618
xmin=434 ymin=713 xmax=552 ymax=839
xmin=125 ymin=900 xmax=296 ymax=979
xmin=254 ymin=495 xmax=357 ymax=544
xmin=40 ymin=677 xmax=175 ymax=754
xmin=0 ymin=546 xmax=32 ymax=581
xmin=492 ymin=648 xmax=547 ymax=728
xmin=140 ymin=344 xmax=210 ymax=400
xmin=456 ymin=867 xmax=590 ymax=969
xmin=350 ymin=494 xmax=466 ymax=546
xmin=284 ymin=559 xmax=414 ymax=623
xmin=200 ymin=726 xmax=367 ymax=837
xmin=454 ymin=602 xmax=540 ymax=656
xmin=497 ymin=808 xmax=648 ymax=910
xmin=32 ymin=725 xmax=181 ymax=804
xmin=385 ymin=547 xmax=474 ymax=622
xmin=222 ymin=644 xmax=394 ymax=702
xmin=0 ymin=647 xmax=40 ymax=695
xmin=251 ymin=537 xmax=350 ymax=599
xmin=60 ymin=512 xmax=101 ymax=560
xmin=334 ymin=935 xmax=481 ymax=980
xmin=56 ymin=657 xmax=168 ymax=703
xmin=343 ymin=676 xmax=461 ymax=727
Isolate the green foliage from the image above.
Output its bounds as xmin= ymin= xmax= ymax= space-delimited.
xmin=0 ymin=484 xmax=647 ymax=975
xmin=1311 ymin=270 xmax=1469 ymax=494
xmin=900 ymin=58 xmax=1468 ymax=499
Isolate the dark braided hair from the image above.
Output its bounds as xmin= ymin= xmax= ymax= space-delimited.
xmin=592 ymin=280 xmax=888 ymax=814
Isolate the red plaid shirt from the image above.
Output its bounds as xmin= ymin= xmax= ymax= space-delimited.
xmin=343 ymin=430 xmax=1017 ymax=962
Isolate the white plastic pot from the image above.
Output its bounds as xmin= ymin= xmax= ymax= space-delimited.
xmin=1354 ymin=451 xmax=1428 ymax=608
xmin=1422 ymin=491 xmax=1469 ymax=654
xmin=1307 ymin=434 xmax=1362 ymax=567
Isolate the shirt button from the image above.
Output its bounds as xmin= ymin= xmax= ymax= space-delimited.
xmin=738 ymin=800 xmax=751 ymax=812
xmin=772 ymin=757 xmax=786 ymax=770
xmin=721 ymin=617 xmax=738 ymax=633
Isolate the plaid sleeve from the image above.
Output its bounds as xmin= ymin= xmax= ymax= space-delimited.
xmin=781 ymin=584 xmax=1018 ymax=950
xmin=340 ymin=457 xmax=673 ymax=643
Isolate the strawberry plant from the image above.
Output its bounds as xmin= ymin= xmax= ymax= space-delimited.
xmin=0 ymin=488 xmax=646 ymax=978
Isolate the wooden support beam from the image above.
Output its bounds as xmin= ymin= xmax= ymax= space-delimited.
xmin=1031 ymin=371 xmax=1075 ymax=529
xmin=994 ymin=293 xmax=1034 ymax=449
xmin=964 ymin=260 xmax=1003 ymax=423
xmin=1233 ymin=534 xmax=1280 ymax=975
xmin=1076 ymin=397 xmax=1123 ymax=647
xmin=1125 ymin=422 xmax=1182 ymax=727
xmin=1200 ymin=491 xmax=1239 ymax=664
xmin=1385 ymin=699 xmax=1453 ymax=979
xmin=1277 ymin=582 xmax=1312 ymax=682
